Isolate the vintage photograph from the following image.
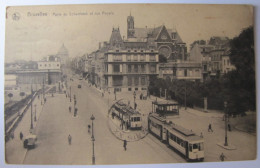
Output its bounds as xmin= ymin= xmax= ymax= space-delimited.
xmin=4 ymin=4 xmax=255 ymax=165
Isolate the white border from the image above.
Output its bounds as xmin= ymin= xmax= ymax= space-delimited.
xmin=0 ymin=1 xmax=259 ymax=168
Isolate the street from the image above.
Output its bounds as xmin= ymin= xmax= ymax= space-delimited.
xmin=22 ymin=78 xmax=185 ymax=164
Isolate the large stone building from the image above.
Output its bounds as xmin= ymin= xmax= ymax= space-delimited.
xmin=87 ymin=27 xmax=159 ymax=92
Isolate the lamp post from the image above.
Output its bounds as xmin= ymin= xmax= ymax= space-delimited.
xmin=70 ymin=86 xmax=72 ymax=102
xmin=133 ymin=91 xmax=136 ymax=109
xmin=30 ymin=83 xmax=33 ymax=130
xmin=90 ymin=114 xmax=95 ymax=165
xmin=34 ymin=104 xmax=37 ymax=121
xmin=224 ymin=101 xmax=228 ymax=146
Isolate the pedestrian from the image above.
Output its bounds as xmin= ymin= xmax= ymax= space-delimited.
xmin=123 ymin=140 xmax=127 ymax=151
xmin=228 ymin=123 xmax=231 ymax=131
xmin=134 ymin=102 xmax=137 ymax=110
xmin=208 ymin=123 xmax=213 ymax=132
xmin=88 ymin=125 xmax=91 ymax=133
xmin=69 ymin=106 xmax=71 ymax=112
xmin=10 ymin=131 xmax=14 ymax=139
xmin=220 ymin=153 xmax=225 ymax=161
xmin=200 ymin=132 xmax=203 ymax=138
xmin=68 ymin=134 xmax=72 ymax=145
xmin=20 ymin=132 xmax=23 ymax=140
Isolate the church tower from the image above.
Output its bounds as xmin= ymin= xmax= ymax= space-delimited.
xmin=127 ymin=13 xmax=135 ymax=38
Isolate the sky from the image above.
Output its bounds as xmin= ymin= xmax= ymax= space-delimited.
xmin=5 ymin=4 xmax=254 ymax=63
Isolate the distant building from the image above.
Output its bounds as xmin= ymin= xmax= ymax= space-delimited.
xmin=159 ymin=62 xmax=202 ymax=82
xmin=56 ymin=43 xmax=69 ymax=66
xmin=38 ymin=55 xmax=61 ymax=70
xmin=189 ymin=36 xmax=235 ymax=80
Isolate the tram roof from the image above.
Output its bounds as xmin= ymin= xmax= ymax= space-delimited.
xmin=114 ymin=102 xmax=141 ymax=115
xmin=171 ymin=124 xmax=195 ymax=136
xmin=152 ymin=101 xmax=179 ymax=106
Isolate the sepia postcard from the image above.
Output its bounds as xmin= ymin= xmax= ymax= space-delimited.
xmin=4 ymin=4 xmax=256 ymax=165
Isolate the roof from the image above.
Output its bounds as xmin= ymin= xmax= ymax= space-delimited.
xmin=133 ymin=26 xmax=183 ymax=43
xmin=152 ymin=100 xmax=179 ymax=106
xmin=109 ymin=28 xmax=123 ymax=46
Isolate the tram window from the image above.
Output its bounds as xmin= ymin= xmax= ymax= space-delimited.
xmin=189 ymin=144 xmax=192 ymax=152
xmin=193 ymin=144 xmax=198 ymax=150
xmin=199 ymin=143 xmax=204 ymax=151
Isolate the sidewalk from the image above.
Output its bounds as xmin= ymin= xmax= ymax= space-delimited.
xmin=5 ymin=93 xmax=47 ymax=164
xmin=87 ymin=86 xmax=256 ymax=162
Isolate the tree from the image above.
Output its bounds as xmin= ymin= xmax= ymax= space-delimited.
xmin=224 ymin=26 xmax=255 ymax=114
xmin=8 ymin=93 xmax=13 ymax=102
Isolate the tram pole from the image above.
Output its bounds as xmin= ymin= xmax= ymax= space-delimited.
xmin=224 ymin=101 xmax=228 ymax=146
xmin=90 ymin=115 xmax=95 ymax=165
xmin=30 ymin=83 xmax=33 ymax=130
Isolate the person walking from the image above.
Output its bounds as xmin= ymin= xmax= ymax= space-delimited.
xmin=220 ymin=153 xmax=226 ymax=161
xmin=208 ymin=123 xmax=213 ymax=132
xmin=68 ymin=134 xmax=72 ymax=145
xmin=123 ymin=140 xmax=127 ymax=151
xmin=228 ymin=123 xmax=231 ymax=131
xmin=20 ymin=132 xmax=23 ymax=140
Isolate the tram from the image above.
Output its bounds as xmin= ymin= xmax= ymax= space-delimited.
xmin=112 ymin=101 xmax=142 ymax=129
xmin=148 ymin=113 xmax=204 ymax=161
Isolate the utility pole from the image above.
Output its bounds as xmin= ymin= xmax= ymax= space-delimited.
xmin=184 ymin=80 xmax=187 ymax=110
xmin=30 ymin=83 xmax=33 ymax=130
xmin=224 ymin=101 xmax=228 ymax=146
xmin=90 ymin=115 xmax=95 ymax=165
xmin=34 ymin=104 xmax=37 ymax=121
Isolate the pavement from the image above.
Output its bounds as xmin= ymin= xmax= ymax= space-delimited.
xmin=92 ymin=86 xmax=256 ymax=162
xmin=5 ymin=92 xmax=46 ymax=164
xmin=5 ymin=76 xmax=256 ymax=164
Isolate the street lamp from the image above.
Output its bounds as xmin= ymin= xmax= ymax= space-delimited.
xmin=133 ymin=91 xmax=136 ymax=109
xmin=224 ymin=101 xmax=228 ymax=146
xmin=70 ymin=86 xmax=72 ymax=102
xmin=90 ymin=114 xmax=95 ymax=165
xmin=30 ymin=83 xmax=33 ymax=130
xmin=34 ymin=104 xmax=37 ymax=121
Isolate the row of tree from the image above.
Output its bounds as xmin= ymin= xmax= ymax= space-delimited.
xmin=149 ymin=26 xmax=255 ymax=115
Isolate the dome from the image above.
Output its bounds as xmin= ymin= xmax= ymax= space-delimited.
xmin=57 ymin=43 xmax=69 ymax=56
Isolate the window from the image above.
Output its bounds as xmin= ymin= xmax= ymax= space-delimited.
xmin=133 ymin=55 xmax=138 ymax=61
xmin=128 ymin=64 xmax=132 ymax=73
xmin=113 ymin=64 xmax=120 ymax=73
xmin=141 ymin=64 xmax=145 ymax=73
xmin=140 ymin=54 xmax=145 ymax=61
xmin=150 ymin=55 xmax=156 ymax=61
xmin=150 ymin=64 xmax=156 ymax=73
xmin=128 ymin=88 xmax=132 ymax=91
xmin=134 ymin=65 xmax=138 ymax=73
xmin=128 ymin=77 xmax=132 ymax=86
xmin=134 ymin=77 xmax=139 ymax=86
xmin=127 ymin=55 xmax=131 ymax=61
xmin=184 ymin=69 xmax=187 ymax=77
xmin=141 ymin=76 xmax=146 ymax=85
xmin=113 ymin=55 xmax=122 ymax=61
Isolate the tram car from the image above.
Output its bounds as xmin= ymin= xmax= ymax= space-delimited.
xmin=148 ymin=113 xmax=204 ymax=161
xmin=112 ymin=101 xmax=142 ymax=129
